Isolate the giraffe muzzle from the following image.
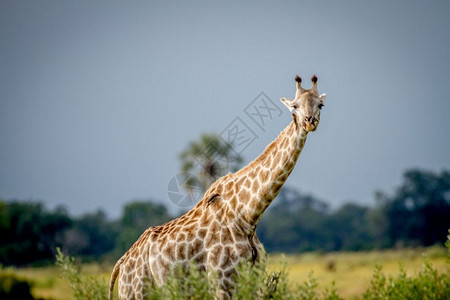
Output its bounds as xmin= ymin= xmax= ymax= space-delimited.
xmin=303 ymin=116 xmax=319 ymax=132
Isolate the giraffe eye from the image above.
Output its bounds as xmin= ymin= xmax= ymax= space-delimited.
xmin=318 ymin=103 xmax=324 ymax=110
xmin=293 ymin=104 xmax=298 ymax=109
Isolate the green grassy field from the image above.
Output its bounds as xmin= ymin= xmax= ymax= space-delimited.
xmin=5 ymin=246 xmax=449 ymax=300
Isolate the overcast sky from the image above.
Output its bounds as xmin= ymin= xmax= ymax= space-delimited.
xmin=1 ymin=1 xmax=449 ymax=218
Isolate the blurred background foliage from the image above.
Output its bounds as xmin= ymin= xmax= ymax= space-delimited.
xmin=1 ymin=168 xmax=449 ymax=267
xmin=179 ymin=133 xmax=243 ymax=192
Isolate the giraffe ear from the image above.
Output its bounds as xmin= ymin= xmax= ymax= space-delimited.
xmin=319 ymin=93 xmax=326 ymax=102
xmin=280 ymin=97 xmax=295 ymax=112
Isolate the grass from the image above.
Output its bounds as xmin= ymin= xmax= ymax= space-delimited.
xmin=4 ymin=246 xmax=449 ymax=299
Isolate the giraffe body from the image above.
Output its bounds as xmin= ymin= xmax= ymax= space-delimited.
xmin=110 ymin=75 xmax=326 ymax=299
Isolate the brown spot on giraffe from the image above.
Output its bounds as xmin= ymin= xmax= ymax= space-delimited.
xmin=225 ymin=180 xmax=233 ymax=191
xmin=220 ymin=246 xmax=232 ymax=269
xmin=244 ymin=178 xmax=251 ymax=188
xmin=193 ymin=251 xmax=205 ymax=265
xmin=224 ymin=207 xmax=236 ymax=223
xmin=251 ymin=180 xmax=260 ymax=194
xmin=176 ymin=243 xmax=186 ymax=260
xmin=259 ymin=169 xmax=269 ymax=182
xmin=229 ymin=195 xmax=237 ymax=209
xmin=165 ymin=243 xmax=176 ymax=261
xmin=198 ymin=228 xmax=207 ymax=239
xmin=236 ymin=176 xmax=245 ymax=187
xmin=209 ymin=245 xmax=222 ymax=267
xmin=199 ymin=213 xmax=212 ymax=227
xmin=220 ymin=227 xmax=233 ymax=245
xmin=205 ymin=230 xmax=219 ymax=248
xmin=238 ymin=190 xmax=250 ymax=202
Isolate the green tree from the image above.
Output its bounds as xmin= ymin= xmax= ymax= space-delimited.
xmin=115 ymin=201 xmax=172 ymax=255
xmin=179 ymin=133 xmax=243 ymax=192
xmin=327 ymin=203 xmax=373 ymax=251
xmin=375 ymin=169 xmax=450 ymax=247
xmin=0 ymin=200 xmax=71 ymax=266
xmin=63 ymin=210 xmax=117 ymax=260
xmin=257 ymin=187 xmax=330 ymax=252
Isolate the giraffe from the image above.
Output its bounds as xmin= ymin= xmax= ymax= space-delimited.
xmin=109 ymin=74 xmax=326 ymax=299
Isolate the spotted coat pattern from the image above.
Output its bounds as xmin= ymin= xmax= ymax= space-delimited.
xmin=109 ymin=75 xmax=325 ymax=300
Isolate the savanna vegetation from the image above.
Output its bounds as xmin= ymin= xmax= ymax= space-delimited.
xmin=1 ymin=168 xmax=449 ymax=299
xmin=3 ymin=244 xmax=448 ymax=299
xmin=1 ymin=169 xmax=449 ymax=268
xmin=1 ymin=134 xmax=449 ymax=298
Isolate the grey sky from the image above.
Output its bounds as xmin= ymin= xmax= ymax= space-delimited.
xmin=1 ymin=1 xmax=449 ymax=218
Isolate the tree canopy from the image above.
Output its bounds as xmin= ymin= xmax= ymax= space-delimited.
xmin=0 ymin=168 xmax=449 ymax=266
xmin=179 ymin=133 xmax=243 ymax=192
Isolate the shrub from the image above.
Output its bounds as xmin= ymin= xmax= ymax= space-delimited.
xmin=0 ymin=271 xmax=35 ymax=300
xmin=55 ymin=248 xmax=108 ymax=300
xmin=363 ymin=260 xmax=450 ymax=299
xmin=232 ymin=260 xmax=290 ymax=299
xmin=57 ymin=240 xmax=450 ymax=300
xmin=145 ymin=259 xmax=342 ymax=300
xmin=146 ymin=262 xmax=218 ymax=300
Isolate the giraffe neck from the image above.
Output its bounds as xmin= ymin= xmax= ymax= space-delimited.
xmin=236 ymin=117 xmax=307 ymax=230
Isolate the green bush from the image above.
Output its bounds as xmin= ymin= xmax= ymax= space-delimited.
xmin=146 ymin=262 xmax=218 ymax=299
xmin=146 ymin=259 xmax=299 ymax=300
xmin=362 ymin=233 xmax=450 ymax=299
xmin=446 ymin=229 xmax=450 ymax=261
xmin=57 ymin=238 xmax=450 ymax=300
xmin=147 ymin=260 xmax=345 ymax=300
xmin=362 ymin=260 xmax=449 ymax=300
xmin=55 ymin=248 xmax=108 ymax=300
xmin=0 ymin=271 xmax=35 ymax=300
xmin=232 ymin=260 xmax=289 ymax=299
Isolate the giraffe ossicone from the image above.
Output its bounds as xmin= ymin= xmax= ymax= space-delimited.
xmin=109 ymin=74 xmax=326 ymax=300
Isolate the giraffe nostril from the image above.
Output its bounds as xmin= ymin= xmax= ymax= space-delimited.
xmin=305 ymin=116 xmax=313 ymax=123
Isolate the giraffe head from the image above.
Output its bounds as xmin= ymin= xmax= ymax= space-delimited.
xmin=280 ymin=75 xmax=326 ymax=132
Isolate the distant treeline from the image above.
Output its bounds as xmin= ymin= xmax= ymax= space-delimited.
xmin=1 ymin=168 xmax=449 ymax=267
